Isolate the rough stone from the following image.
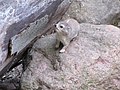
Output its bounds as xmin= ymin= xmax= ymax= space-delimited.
xmin=21 ymin=23 xmax=120 ymax=90
xmin=0 ymin=0 xmax=71 ymax=64
xmin=63 ymin=0 xmax=120 ymax=25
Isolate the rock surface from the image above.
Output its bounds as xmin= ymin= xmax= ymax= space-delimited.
xmin=21 ymin=24 xmax=120 ymax=90
xmin=63 ymin=0 xmax=120 ymax=25
xmin=0 ymin=0 xmax=71 ymax=64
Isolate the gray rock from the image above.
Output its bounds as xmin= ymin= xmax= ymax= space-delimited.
xmin=63 ymin=0 xmax=120 ymax=25
xmin=21 ymin=24 xmax=120 ymax=90
xmin=0 ymin=0 xmax=71 ymax=64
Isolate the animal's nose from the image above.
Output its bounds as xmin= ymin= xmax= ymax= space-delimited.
xmin=55 ymin=24 xmax=57 ymax=27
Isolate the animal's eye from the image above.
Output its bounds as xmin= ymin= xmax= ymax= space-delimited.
xmin=60 ymin=25 xmax=64 ymax=28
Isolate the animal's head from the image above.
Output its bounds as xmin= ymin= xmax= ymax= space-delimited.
xmin=55 ymin=21 xmax=71 ymax=36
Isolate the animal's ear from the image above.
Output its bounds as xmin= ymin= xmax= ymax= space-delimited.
xmin=67 ymin=25 xmax=71 ymax=29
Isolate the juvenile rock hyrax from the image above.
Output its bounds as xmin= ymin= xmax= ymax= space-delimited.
xmin=55 ymin=18 xmax=80 ymax=52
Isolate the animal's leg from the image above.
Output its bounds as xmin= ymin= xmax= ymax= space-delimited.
xmin=60 ymin=40 xmax=70 ymax=53
xmin=55 ymin=39 xmax=60 ymax=48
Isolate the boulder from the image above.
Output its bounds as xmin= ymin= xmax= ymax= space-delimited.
xmin=0 ymin=0 xmax=71 ymax=64
xmin=63 ymin=0 xmax=120 ymax=25
xmin=0 ymin=0 xmax=71 ymax=78
xmin=21 ymin=23 xmax=120 ymax=90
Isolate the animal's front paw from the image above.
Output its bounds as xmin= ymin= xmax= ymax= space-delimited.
xmin=60 ymin=49 xmax=65 ymax=53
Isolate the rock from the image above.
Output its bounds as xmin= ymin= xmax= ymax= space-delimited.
xmin=0 ymin=64 xmax=22 ymax=90
xmin=63 ymin=0 xmax=120 ymax=25
xmin=32 ymin=33 xmax=61 ymax=70
xmin=0 ymin=0 xmax=71 ymax=64
xmin=21 ymin=23 xmax=120 ymax=90
xmin=111 ymin=13 xmax=120 ymax=28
